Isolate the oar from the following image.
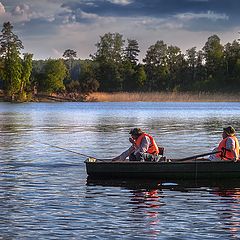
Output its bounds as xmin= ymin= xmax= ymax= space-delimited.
xmin=40 ymin=142 xmax=97 ymax=159
xmin=173 ymin=150 xmax=222 ymax=162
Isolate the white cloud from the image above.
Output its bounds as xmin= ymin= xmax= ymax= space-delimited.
xmin=134 ymin=17 xmax=183 ymax=30
xmin=0 ymin=2 xmax=6 ymax=15
xmin=59 ymin=9 xmax=102 ymax=24
xmin=13 ymin=3 xmax=30 ymax=15
xmin=176 ymin=11 xmax=229 ymax=22
xmin=1 ymin=1 xmax=238 ymax=61
xmin=11 ymin=3 xmax=56 ymax=23
xmin=188 ymin=0 xmax=209 ymax=2
xmin=107 ymin=0 xmax=132 ymax=6
xmin=74 ymin=9 xmax=101 ymax=22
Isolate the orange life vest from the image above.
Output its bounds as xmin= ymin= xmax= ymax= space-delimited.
xmin=216 ymin=136 xmax=239 ymax=160
xmin=135 ymin=133 xmax=159 ymax=155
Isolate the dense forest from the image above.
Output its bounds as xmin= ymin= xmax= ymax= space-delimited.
xmin=0 ymin=21 xmax=240 ymax=102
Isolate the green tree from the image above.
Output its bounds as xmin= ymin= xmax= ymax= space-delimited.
xmin=63 ymin=49 xmax=77 ymax=59
xmin=234 ymin=59 xmax=240 ymax=81
xmin=20 ymin=53 xmax=33 ymax=99
xmin=202 ymin=35 xmax=224 ymax=89
xmin=78 ymin=60 xmax=99 ymax=93
xmin=40 ymin=59 xmax=67 ymax=93
xmin=31 ymin=59 xmax=46 ymax=93
xmin=63 ymin=49 xmax=77 ymax=82
xmin=224 ymin=40 xmax=240 ymax=87
xmin=166 ymin=45 xmax=185 ymax=90
xmin=92 ymin=32 xmax=125 ymax=91
xmin=186 ymin=47 xmax=198 ymax=87
xmin=124 ymin=39 xmax=140 ymax=65
xmin=0 ymin=58 xmax=4 ymax=88
xmin=194 ymin=50 xmax=207 ymax=90
xmin=122 ymin=60 xmax=136 ymax=91
xmin=0 ymin=22 xmax=23 ymax=100
xmin=143 ymin=40 xmax=169 ymax=91
xmin=3 ymin=46 xmax=22 ymax=99
xmin=0 ymin=22 xmax=23 ymax=57
xmin=122 ymin=39 xmax=141 ymax=91
xmin=135 ymin=65 xmax=147 ymax=90
xmin=93 ymin=32 xmax=124 ymax=63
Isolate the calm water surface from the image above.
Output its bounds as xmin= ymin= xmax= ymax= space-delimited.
xmin=1 ymin=102 xmax=240 ymax=239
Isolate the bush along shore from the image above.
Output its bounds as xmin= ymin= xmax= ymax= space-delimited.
xmin=0 ymin=91 xmax=87 ymax=102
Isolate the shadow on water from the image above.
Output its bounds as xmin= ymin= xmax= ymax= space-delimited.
xmin=86 ymin=176 xmax=240 ymax=192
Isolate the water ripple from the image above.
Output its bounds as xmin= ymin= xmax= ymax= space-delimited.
xmin=1 ymin=102 xmax=240 ymax=239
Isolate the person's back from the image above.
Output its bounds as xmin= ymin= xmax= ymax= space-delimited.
xmin=209 ymin=126 xmax=239 ymax=161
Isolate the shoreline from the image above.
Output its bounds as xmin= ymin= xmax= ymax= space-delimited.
xmin=1 ymin=91 xmax=240 ymax=102
xmin=86 ymin=92 xmax=240 ymax=102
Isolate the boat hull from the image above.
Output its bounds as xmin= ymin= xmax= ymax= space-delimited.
xmin=85 ymin=159 xmax=240 ymax=180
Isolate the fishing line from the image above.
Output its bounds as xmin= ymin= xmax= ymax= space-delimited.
xmin=40 ymin=142 xmax=97 ymax=159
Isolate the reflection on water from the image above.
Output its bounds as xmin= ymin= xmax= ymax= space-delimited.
xmin=87 ymin=177 xmax=240 ymax=239
xmin=210 ymin=188 xmax=240 ymax=240
xmin=1 ymin=102 xmax=240 ymax=239
xmin=129 ymin=189 xmax=162 ymax=237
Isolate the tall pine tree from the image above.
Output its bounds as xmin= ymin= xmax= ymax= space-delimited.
xmin=0 ymin=22 xmax=23 ymax=100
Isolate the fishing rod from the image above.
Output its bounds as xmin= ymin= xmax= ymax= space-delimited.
xmin=40 ymin=142 xmax=97 ymax=159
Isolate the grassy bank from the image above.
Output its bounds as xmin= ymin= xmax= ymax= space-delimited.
xmin=87 ymin=92 xmax=240 ymax=102
xmin=1 ymin=91 xmax=240 ymax=102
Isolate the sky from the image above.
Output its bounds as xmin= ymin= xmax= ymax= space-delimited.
xmin=0 ymin=0 xmax=239 ymax=60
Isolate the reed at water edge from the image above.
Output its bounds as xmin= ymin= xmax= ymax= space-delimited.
xmin=1 ymin=90 xmax=240 ymax=102
xmin=87 ymin=92 xmax=240 ymax=102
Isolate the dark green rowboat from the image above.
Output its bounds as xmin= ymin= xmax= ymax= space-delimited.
xmin=85 ymin=158 xmax=240 ymax=180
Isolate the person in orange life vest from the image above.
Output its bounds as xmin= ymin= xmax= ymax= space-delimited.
xmin=210 ymin=126 xmax=239 ymax=161
xmin=112 ymin=128 xmax=160 ymax=162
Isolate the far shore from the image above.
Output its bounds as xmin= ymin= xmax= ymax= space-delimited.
xmin=1 ymin=91 xmax=240 ymax=102
xmin=87 ymin=92 xmax=240 ymax=102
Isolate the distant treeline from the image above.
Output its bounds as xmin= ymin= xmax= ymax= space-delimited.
xmin=0 ymin=22 xmax=240 ymax=102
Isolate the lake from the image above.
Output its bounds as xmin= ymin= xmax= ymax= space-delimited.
xmin=0 ymin=102 xmax=240 ymax=239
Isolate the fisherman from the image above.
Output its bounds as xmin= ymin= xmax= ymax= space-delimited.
xmin=209 ymin=126 xmax=239 ymax=161
xmin=112 ymin=128 xmax=161 ymax=162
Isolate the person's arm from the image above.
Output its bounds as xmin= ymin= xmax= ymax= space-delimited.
xmin=226 ymin=138 xmax=237 ymax=160
xmin=129 ymin=137 xmax=137 ymax=148
xmin=134 ymin=136 xmax=150 ymax=155
xmin=112 ymin=146 xmax=135 ymax=161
